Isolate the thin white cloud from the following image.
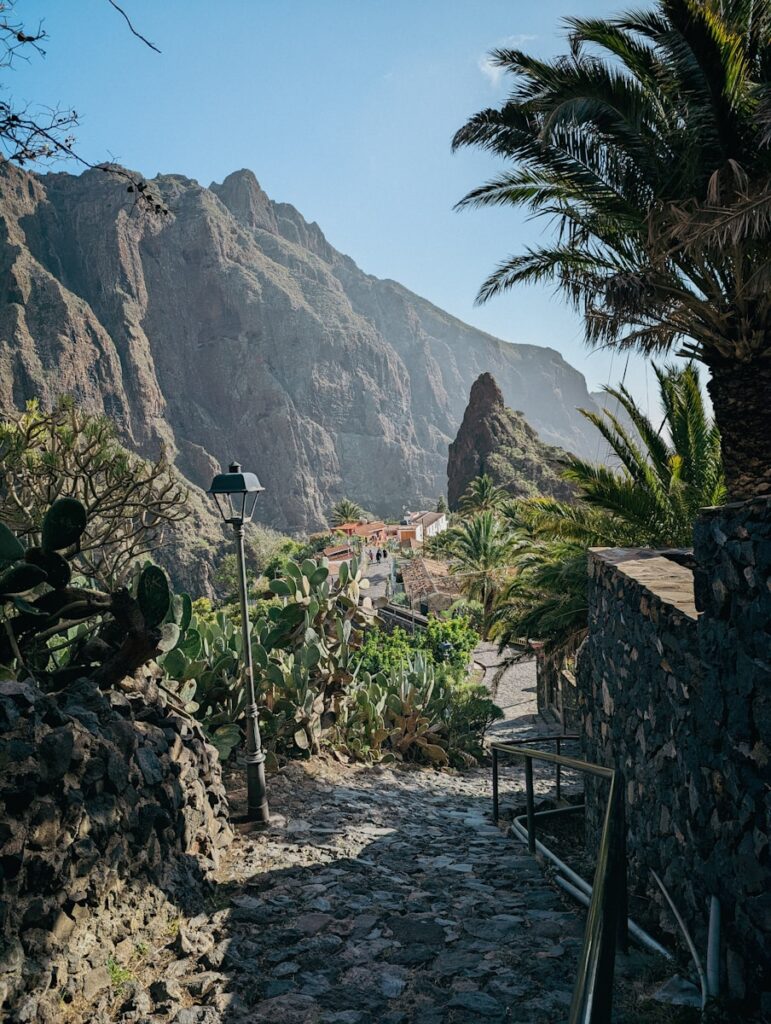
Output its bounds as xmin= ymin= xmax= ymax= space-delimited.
xmin=479 ymin=34 xmax=537 ymax=89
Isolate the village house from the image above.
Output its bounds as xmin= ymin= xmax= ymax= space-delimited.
xmin=391 ymin=510 xmax=449 ymax=549
xmin=400 ymin=556 xmax=462 ymax=613
xmin=334 ymin=520 xmax=388 ymax=545
xmin=405 ymin=510 xmax=449 ymax=539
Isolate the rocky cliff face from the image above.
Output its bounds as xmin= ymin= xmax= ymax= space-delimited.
xmin=447 ymin=373 xmax=573 ymax=509
xmin=1 ymin=161 xmax=603 ymax=533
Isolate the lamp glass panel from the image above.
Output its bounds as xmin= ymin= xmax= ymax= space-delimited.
xmin=212 ymin=493 xmax=229 ymax=522
xmin=245 ymin=491 xmax=260 ymax=522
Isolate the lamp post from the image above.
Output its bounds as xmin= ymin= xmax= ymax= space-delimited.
xmin=208 ymin=462 xmax=270 ymax=826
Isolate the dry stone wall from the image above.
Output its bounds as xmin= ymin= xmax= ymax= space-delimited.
xmin=576 ymin=502 xmax=771 ymax=1005
xmin=0 ymin=677 xmax=232 ymax=1022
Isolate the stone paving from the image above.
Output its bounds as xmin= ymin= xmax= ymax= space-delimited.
xmin=201 ymin=760 xmax=585 ymax=1024
xmin=110 ymin=647 xmax=594 ymax=1023
xmin=472 ymin=643 xmax=549 ymax=743
xmin=362 ymin=558 xmax=392 ymax=604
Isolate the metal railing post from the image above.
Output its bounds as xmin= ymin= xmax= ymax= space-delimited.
xmin=492 ymin=747 xmax=499 ymax=823
xmin=613 ymin=772 xmax=629 ymax=954
xmin=490 ymin=739 xmax=625 ymax=1024
xmin=524 ymin=755 xmax=536 ymax=854
xmin=556 ymin=736 xmax=562 ymax=803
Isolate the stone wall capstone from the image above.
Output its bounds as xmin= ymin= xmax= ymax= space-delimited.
xmin=576 ymin=509 xmax=771 ymax=1004
xmin=0 ymin=676 xmax=233 ymax=1022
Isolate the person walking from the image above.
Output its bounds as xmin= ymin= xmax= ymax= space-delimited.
xmin=376 ymin=550 xmax=382 ymax=564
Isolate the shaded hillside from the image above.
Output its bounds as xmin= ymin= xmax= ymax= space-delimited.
xmin=447 ymin=373 xmax=573 ymax=508
xmin=0 ymin=161 xmax=603 ymax=533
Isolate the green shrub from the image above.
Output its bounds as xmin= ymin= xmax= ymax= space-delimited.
xmin=358 ymin=615 xmax=480 ymax=676
xmin=358 ymin=626 xmax=416 ymax=675
xmin=423 ymin=615 xmax=479 ymax=669
xmin=163 ymin=576 xmax=488 ymax=771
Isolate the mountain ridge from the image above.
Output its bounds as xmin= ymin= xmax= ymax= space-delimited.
xmin=1 ymin=160 xmax=605 ymax=536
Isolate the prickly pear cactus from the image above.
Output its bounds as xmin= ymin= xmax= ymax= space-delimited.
xmin=0 ymin=500 xmax=185 ymax=690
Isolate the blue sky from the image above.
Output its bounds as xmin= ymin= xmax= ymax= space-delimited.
xmin=10 ymin=0 xmax=659 ymax=413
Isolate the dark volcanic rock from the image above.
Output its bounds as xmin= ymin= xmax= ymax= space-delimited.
xmin=0 ymin=677 xmax=232 ymax=1018
xmin=0 ymin=162 xmax=604 ymax=539
xmin=447 ymin=373 xmax=574 ymax=509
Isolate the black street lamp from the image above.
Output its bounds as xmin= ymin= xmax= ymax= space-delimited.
xmin=208 ymin=462 xmax=270 ymax=826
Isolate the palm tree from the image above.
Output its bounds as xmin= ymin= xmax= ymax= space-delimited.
xmin=494 ymin=363 xmax=725 ymax=652
xmin=563 ymin=363 xmax=725 ymax=546
xmin=446 ymin=511 xmax=513 ymax=637
xmin=493 ymin=539 xmax=592 ymax=653
xmin=458 ymin=474 xmax=508 ymax=516
xmin=330 ymin=497 xmax=364 ymax=527
xmin=453 ymin=1 xmax=771 ymax=500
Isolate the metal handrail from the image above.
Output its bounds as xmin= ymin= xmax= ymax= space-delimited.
xmin=491 ymin=733 xmax=579 ymax=817
xmin=490 ymin=740 xmax=627 ymax=1024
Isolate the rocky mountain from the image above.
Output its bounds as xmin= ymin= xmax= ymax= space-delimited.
xmin=447 ymin=373 xmax=574 ymax=509
xmin=0 ymin=160 xmax=605 ymax=535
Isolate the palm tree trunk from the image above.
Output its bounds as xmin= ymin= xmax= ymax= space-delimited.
xmin=707 ymin=360 xmax=771 ymax=501
xmin=482 ymin=578 xmax=494 ymax=640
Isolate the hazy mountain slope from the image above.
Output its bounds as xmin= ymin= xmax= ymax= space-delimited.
xmin=0 ymin=161 xmax=604 ymax=534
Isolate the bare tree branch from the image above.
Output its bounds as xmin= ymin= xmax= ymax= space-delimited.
xmin=105 ymin=0 xmax=161 ymax=54
xmin=0 ymin=0 xmax=167 ymax=214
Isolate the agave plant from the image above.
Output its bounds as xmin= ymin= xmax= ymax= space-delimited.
xmin=340 ymin=651 xmax=501 ymax=767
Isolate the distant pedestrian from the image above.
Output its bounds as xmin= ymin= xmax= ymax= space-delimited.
xmin=376 ymin=550 xmax=382 ymax=563
xmin=382 ymin=548 xmax=388 ymax=560
xmin=368 ymin=549 xmax=374 ymax=562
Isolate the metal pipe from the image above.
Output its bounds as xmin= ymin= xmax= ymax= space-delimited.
xmin=652 ymin=870 xmax=707 ymax=1006
xmin=234 ymin=522 xmax=270 ymax=825
xmin=510 ymin=814 xmax=672 ymax=961
xmin=554 ymin=876 xmax=671 ymax=959
xmin=707 ymin=896 xmax=721 ymax=1000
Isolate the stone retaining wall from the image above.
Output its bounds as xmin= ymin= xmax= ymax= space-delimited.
xmin=0 ymin=677 xmax=233 ymax=1022
xmin=576 ymin=499 xmax=771 ymax=1004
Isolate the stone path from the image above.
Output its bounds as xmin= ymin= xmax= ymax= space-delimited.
xmin=207 ymin=761 xmax=584 ymax=1024
xmin=362 ymin=558 xmax=392 ymax=604
xmin=473 ymin=643 xmax=553 ymax=743
xmin=110 ymin=651 xmax=593 ymax=1023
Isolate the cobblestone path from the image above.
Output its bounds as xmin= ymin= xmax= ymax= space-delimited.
xmin=192 ymin=760 xmax=585 ymax=1024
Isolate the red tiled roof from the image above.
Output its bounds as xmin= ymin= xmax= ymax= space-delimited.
xmin=353 ymin=521 xmax=385 ymax=537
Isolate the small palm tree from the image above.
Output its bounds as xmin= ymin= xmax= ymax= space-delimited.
xmin=454 ymin=2 xmax=771 ymax=499
xmin=493 ymin=539 xmax=591 ymax=653
xmin=495 ymin=363 xmax=725 ymax=652
xmin=563 ymin=364 xmax=725 ymax=547
xmin=458 ymin=474 xmax=508 ymax=517
xmin=330 ymin=497 xmax=364 ymax=527
xmin=447 ymin=511 xmax=513 ymax=637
